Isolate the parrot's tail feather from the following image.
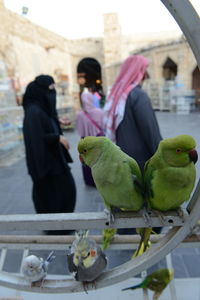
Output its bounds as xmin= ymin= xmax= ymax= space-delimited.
xmin=132 ymin=242 xmax=146 ymax=258
xmin=132 ymin=228 xmax=152 ymax=258
xmin=101 ymin=228 xmax=117 ymax=250
xmin=122 ymin=283 xmax=141 ymax=291
xmin=153 ymin=291 xmax=162 ymax=300
xmin=46 ymin=251 xmax=56 ymax=263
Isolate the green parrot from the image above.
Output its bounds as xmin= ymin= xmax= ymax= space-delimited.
xmin=78 ymin=136 xmax=143 ymax=211
xmin=122 ymin=268 xmax=173 ymax=300
xmin=145 ymin=134 xmax=198 ymax=211
xmin=135 ymin=134 xmax=198 ymax=257
xmin=78 ymin=136 xmax=145 ymax=250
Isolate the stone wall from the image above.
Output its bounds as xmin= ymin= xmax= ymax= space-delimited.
xmin=104 ymin=37 xmax=198 ymax=111
xmin=0 ymin=1 xmax=199 ymax=108
xmin=2 ymin=0 xmax=200 ymax=162
xmin=0 ymin=0 xmax=105 ymax=110
xmin=103 ymin=13 xmax=122 ymax=69
xmin=105 ymin=38 xmax=197 ymax=90
xmin=132 ymin=38 xmax=197 ymax=89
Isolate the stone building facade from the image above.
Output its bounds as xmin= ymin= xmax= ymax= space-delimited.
xmin=0 ymin=0 xmax=199 ymax=112
xmin=131 ymin=38 xmax=199 ymax=111
xmin=1 ymin=0 xmax=200 ymax=162
xmin=0 ymin=0 xmax=105 ymax=110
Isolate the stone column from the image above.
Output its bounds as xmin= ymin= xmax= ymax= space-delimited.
xmin=103 ymin=13 xmax=122 ymax=92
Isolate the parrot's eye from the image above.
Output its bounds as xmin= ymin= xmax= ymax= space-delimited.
xmin=176 ymin=148 xmax=182 ymax=153
xmin=83 ymin=149 xmax=87 ymax=153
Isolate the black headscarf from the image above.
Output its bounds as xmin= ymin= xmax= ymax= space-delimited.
xmin=23 ymin=75 xmax=57 ymax=118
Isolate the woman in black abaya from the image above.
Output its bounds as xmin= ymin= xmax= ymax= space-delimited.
xmin=22 ymin=75 xmax=76 ymax=234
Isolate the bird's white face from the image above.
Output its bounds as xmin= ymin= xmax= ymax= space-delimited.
xmin=27 ymin=264 xmax=37 ymax=274
xmin=24 ymin=255 xmax=42 ymax=273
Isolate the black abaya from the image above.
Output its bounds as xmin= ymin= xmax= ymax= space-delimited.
xmin=22 ymin=75 xmax=76 ymax=230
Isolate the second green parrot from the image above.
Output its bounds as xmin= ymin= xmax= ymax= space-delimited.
xmin=135 ymin=134 xmax=198 ymax=257
xmin=145 ymin=134 xmax=198 ymax=211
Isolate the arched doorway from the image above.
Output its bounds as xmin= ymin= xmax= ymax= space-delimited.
xmin=162 ymin=57 xmax=178 ymax=80
xmin=192 ymin=65 xmax=200 ymax=108
xmin=77 ymin=57 xmax=103 ymax=94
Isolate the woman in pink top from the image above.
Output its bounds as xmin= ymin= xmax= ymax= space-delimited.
xmin=76 ymin=91 xmax=103 ymax=137
xmin=76 ymin=91 xmax=104 ymax=186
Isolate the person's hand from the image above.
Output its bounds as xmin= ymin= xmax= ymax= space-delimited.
xmin=59 ymin=135 xmax=70 ymax=149
xmin=59 ymin=117 xmax=71 ymax=126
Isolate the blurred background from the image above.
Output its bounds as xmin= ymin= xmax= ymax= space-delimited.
xmin=0 ymin=0 xmax=200 ymax=163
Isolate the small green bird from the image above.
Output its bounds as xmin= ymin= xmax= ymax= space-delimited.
xmin=78 ymin=136 xmax=144 ymax=250
xmin=135 ymin=134 xmax=198 ymax=257
xmin=122 ymin=268 xmax=173 ymax=300
xmin=67 ymin=230 xmax=107 ymax=283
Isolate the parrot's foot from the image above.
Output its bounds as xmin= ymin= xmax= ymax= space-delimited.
xmin=104 ymin=208 xmax=115 ymax=225
xmin=151 ymin=209 xmax=166 ymax=225
xmin=82 ymin=280 xmax=96 ymax=294
xmin=40 ymin=278 xmax=46 ymax=288
xmin=82 ymin=281 xmax=89 ymax=294
xmin=90 ymin=280 xmax=97 ymax=289
xmin=153 ymin=291 xmax=162 ymax=300
xmin=139 ymin=207 xmax=152 ymax=227
xmin=31 ymin=279 xmax=44 ymax=288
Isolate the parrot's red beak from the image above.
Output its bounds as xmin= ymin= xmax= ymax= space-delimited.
xmin=189 ymin=149 xmax=198 ymax=164
xmin=79 ymin=154 xmax=84 ymax=164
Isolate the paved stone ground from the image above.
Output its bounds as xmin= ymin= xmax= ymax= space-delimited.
xmin=0 ymin=111 xmax=200 ymax=278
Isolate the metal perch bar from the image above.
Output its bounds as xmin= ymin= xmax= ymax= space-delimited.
xmin=0 ymin=234 xmax=200 ymax=250
xmin=0 ymin=210 xmax=189 ymax=231
xmin=0 ymin=173 xmax=199 ymax=293
xmin=0 ymin=233 xmax=200 ymax=293
xmin=0 ymin=179 xmax=199 ymax=292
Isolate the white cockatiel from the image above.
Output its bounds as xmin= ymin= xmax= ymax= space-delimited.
xmin=22 ymin=251 xmax=55 ymax=284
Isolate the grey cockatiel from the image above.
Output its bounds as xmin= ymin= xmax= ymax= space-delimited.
xmin=67 ymin=230 xmax=107 ymax=282
xmin=22 ymin=251 xmax=55 ymax=284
